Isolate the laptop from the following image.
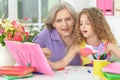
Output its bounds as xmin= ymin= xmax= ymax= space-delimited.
xmin=5 ymin=41 xmax=54 ymax=76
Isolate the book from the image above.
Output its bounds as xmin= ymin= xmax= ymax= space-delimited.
xmin=0 ymin=66 xmax=35 ymax=76
xmin=103 ymin=72 xmax=120 ymax=80
xmin=3 ymin=73 xmax=33 ymax=80
xmin=102 ymin=62 xmax=120 ymax=74
xmin=5 ymin=41 xmax=54 ymax=76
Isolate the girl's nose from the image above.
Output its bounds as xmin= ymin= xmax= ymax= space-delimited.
xmin=81 ymin=24 xmax=86 ymax=28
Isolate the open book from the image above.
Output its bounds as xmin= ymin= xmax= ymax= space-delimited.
xmin=5 ymin=41 xmax=54 ymax=76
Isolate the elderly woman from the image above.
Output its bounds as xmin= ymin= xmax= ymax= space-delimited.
xmin=32 ymin=1 xmax=81 ymax=66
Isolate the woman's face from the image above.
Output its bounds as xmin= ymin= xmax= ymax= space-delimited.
xmin=52 ymin=9 xmax=75 ymax=37
xmin=79 ymin=14 xmax=95 ymax=38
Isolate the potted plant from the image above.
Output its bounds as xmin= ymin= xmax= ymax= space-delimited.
xmin=0 ymin=19 xmax=30 ymax=66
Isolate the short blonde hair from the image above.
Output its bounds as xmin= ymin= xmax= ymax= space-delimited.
xmin=45 ymin=1 xmax=77 ymax=29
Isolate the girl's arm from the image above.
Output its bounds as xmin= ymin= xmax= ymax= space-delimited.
xmin=107 ymin=42 xmax=120 ymax=58
xmin=48 ymin=45 xmax=80 ymax=70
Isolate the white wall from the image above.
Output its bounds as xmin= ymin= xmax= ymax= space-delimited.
xmin=106 ymin=17 xmax=120 ymax=45
xmin=61 ymin=0 xmax=90 ymax=12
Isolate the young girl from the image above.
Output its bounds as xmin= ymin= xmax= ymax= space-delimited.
xmin=48 ymin=7 xmax=120 ymax=70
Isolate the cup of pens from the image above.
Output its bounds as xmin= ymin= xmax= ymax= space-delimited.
xmin=92 ymin=51 xmax=109 ymax=78
xmin=93 ymin=60 xmax=109 ymax=77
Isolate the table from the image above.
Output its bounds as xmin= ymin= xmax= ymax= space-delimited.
xmin=0 ymin=66 xmax=101 ymax=80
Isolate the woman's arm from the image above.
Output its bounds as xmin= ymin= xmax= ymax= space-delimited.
xmin=48 ymin=45 xmax=80 ymax=70
xmin=107 ymin=42 xmax=120 ymax=58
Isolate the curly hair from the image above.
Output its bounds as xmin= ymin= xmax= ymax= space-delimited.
xmin=72 ymin=7 xmax=117 ymax=45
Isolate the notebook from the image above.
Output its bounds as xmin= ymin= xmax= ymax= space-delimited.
xmin=0 ymin=66 xmax=35 ymax=76
xmin=103 ymin=72 xmax=120 ymax=80
xmin=102 ymin=62 xmax=120 ymax=74
xmin=3 ymin=73 xmax=33 ymax=80
xmin=5 ymin=41 xmax=54 ymax=76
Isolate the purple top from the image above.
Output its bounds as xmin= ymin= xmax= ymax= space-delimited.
xmin=32 ymin=28 xmax=81 ymax=65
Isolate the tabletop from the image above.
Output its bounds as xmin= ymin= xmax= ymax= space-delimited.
xmin=0 ymin=66 xmax=101 ymax=80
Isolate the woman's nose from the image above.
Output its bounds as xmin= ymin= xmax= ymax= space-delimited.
xmin=62 ymin=20 xmax=67 ymax=26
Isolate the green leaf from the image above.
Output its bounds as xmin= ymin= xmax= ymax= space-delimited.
xmin=0 ymin=35 xmax=6 ymax=46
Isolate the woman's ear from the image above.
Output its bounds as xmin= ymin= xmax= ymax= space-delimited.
xmin=52 ymin=22 xmax=56 ymax=28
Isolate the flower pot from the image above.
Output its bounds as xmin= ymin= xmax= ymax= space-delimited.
xmin=0 ymin=44 xmax=15 ymax=66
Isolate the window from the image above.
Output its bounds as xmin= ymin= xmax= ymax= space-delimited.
xmin=0 ymin=0 xmax=8 ymax=19
xmin=18 ymin=0 xmax=39 ymax=23
xmin=17 ymin=0 xmax=59 ymax=31
xmin=17 ymin=0 xmax=59 ymax=24
xmin=1 ymin=0 xmax=60 ymax=30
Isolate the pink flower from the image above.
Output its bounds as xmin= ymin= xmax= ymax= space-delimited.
xmin=0 ymin=29 xmax=4 ymax=35
xmin=25 ymin=32 xmax=29 ymax=38
xmin=7 ymin=33 xmax=12 ymax=38
xmin=12 ymin=35 xmax=23 ymax=42
xmin=11 ymin=20 xmax=17 ymax=25
xmin=0 ymin=19 xmax=30 ymax=46
xmin=24 ymin=17 xmax=28 ymax=21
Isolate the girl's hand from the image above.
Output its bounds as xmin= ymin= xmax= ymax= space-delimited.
xmin=41 ymin=48 xmax=51 ymax=58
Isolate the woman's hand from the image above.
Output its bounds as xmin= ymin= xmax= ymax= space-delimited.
xmin=41 ymin=48 xmax=51 ymax=58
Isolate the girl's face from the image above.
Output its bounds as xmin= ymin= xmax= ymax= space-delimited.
xmin=79 ymin=14 xmax=95 ymax=38
xmin=52 ymin=9 xmax=75 ymax=37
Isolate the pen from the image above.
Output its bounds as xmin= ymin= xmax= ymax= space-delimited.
xmin=33 ymin=72 xmax=43 ymax=75
xmin=57 ymin=67 xmax=65 ymax=70
xmin=87 ymin=70 xmax=91 ymax=73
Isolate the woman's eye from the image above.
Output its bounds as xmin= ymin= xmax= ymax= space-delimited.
xmin=65 ymin=18 xmax=72 ymax=22
xmin=56 ymin=19 xmax=62 ymax=23
xmin=66 ymin=18 xmax=71 ymax=21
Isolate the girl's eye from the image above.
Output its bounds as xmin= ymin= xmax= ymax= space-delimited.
xmin=86 ymin=23 xmax=90 ymax=25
